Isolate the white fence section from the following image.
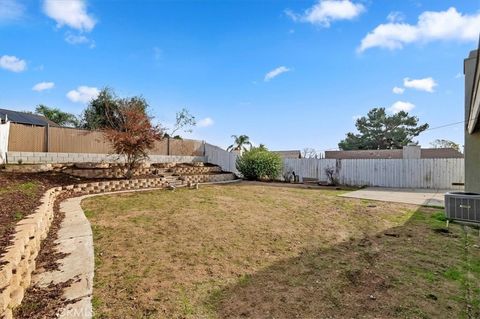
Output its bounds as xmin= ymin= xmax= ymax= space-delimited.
xmin=204 ymin=143 xmax=239 ymax=175
xmin=283 ymin=158 xmax=464 ymax=189
xmin=0 ymin=122 xmax=10 ymax=164
xmin=283 ymin=158 xmax=336 ymax=182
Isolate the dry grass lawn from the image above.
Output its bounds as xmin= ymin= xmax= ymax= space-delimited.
xmin=82 ymin=184 xmax=480 ymax=319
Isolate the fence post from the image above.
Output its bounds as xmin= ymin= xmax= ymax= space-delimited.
xmin=167 ymin=137 xmax=170 ymax=156
xmin=45 ymin=124 xmax=50 ymax=152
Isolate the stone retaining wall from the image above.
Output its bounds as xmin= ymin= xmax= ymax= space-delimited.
xmin=63 ymin=167 xmax=158 ymax=179
xmin=0 ymin=173 xmax=236 ymax=318
xmin=0 ymin=187 xmax=60 ymax=319
xmin=63 ymin=165 xmax=224 ymax=179
xmin=181 ymin=173 xmax=235 ymax=184
xmin=6 ymin=152 xmax=206 ymax=165
xmin=173 ymin=166 xmax=221 ymax=175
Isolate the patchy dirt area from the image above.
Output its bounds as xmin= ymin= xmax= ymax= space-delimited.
xmin=82 ymin=184 xmax=480 ymax=319
xmin=0 ymin=172 xmax=89 ymax=257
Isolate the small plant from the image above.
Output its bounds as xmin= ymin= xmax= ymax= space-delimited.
xmin=236 ymin=146 xmax=282 ymax=181
xmin=17 ymin=159 xmax=23 ymax=165
xmin=325 ymin=166 xmax=338 ymax=186
xmin=283 ymin=167 xmax=294 ymax=182
xmin=14 ymin=211 xmax=23 ymax=221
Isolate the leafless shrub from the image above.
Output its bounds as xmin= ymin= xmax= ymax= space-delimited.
xmin=283 ymin=167 xmax=294 ymax=182
xmin=325 ymin=166 xmax=338 ymax=186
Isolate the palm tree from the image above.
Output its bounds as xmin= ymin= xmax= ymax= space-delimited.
xmin=227 ymin=135 xmax=252 ymax=153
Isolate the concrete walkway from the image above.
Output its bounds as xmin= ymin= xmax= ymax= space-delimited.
xmin=339 ymin=187 xmax=452 ymax=207
xmin=33 ymin=195 xmax=95 ymax=319
xmin=33 ymin=187 xmax=171 ymax=319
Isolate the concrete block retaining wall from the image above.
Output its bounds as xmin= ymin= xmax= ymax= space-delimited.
xmin=0 ymin=173 xmax=235 ymax=318
xmin=63 ymin=165 xmax=224 ymax=179
xmin=0 ymin=188 xmax=59 ymax=319
xmin=6 ymin=152 xmax=206 ymax=165
xmin=181 ymin=173 xmax=235 ymax=184
xmin=173 ymin=166 xmax=221 ymax=175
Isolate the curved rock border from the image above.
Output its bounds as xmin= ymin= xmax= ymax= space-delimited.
xmin=0 ymin=173 xmax=236 ymax=319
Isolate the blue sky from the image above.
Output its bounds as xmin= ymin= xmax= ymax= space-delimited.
xmin=1 ymin=0 xmax=479 ymax=152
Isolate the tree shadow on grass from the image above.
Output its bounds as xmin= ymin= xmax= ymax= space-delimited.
xmin=211 ymin=208 xmax=480 ymax=319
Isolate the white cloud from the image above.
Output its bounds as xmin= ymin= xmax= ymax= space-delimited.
xmin=403 ymin=77 xmax=437 ymax=92
xmin=197 ymin=117 xmax=214 ymax=128
xmin=286 ymin=0 xmax=365 ymax=27
xmin=153 ymin=47 xmax=163 ymax=61
xmin=43 ymin=0 xmax=96 ymax=32
xmin=65 ymin=33 xmax=95 ymax=47
xmin=388 ymin=101 xmax=415 ymax=113
xmin=387 ymin=11 xmax=405 ymax=23
xmin=359 ymin=7 xmax=480 ymax=52
xmin=66 ymin=86 xmax=99 ymax=103
xmin=32 ymin=82 xmax=55 ymax=92
xmin=264 ymin=66 xmax=290 ymax=81
xmin=0 ymin=0 xmax=25 ymax=22
xmin=392 ymin=86 xmax=405 ymax=94
xmin=0 ymin=55 xmax=26 ymax=72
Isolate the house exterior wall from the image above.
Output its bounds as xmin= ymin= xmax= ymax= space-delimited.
xmin=464 ymin=50 xmax=480 ymax=193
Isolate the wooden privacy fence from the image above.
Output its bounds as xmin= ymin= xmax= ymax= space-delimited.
xmin=283 ymin=158 xmax=465 ymax=189
xmin=7 ymin=123 xmax=205 ymax=156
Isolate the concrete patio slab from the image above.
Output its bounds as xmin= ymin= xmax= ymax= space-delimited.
xmin=339 ymin=187 xmax=454 ymax=207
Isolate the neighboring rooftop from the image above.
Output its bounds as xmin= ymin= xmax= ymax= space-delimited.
xmin=0 ymin=108 xmax=60 ymax=127
xmin=325 ymin=146 xmax=463 ymax=160
xmin=272 ymin=150 xmax=302 ymax=159
xmin=420 ymin=148 xmax=464 ymax=159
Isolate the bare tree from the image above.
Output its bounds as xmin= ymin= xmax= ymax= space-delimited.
xmin=302 ymin=148 xmax=318 ymax=158
xmin=324 ymin=166 xmax=338 ymax=186
xmin=430 ymin=139 xmax=461 ymax=152
xmin=167 ymin=108 xmax=196 ymax=138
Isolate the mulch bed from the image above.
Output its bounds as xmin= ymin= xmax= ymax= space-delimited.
xmin=0 ymin=172 xmax=92 ymax=258
xmin=0 ymin=171 xmax=109 ymax=318
xmin=13 ymin=190 xmax=79 ymax=319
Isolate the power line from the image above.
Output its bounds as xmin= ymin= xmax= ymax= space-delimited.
xmin=423 ymin=115 xmax=480 ymax=132
xmin=423 ymin=120 xmax=464 ymax=132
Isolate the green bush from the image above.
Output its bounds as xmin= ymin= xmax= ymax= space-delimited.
xmin=236 ymin=147 xmax=282 ymax=181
